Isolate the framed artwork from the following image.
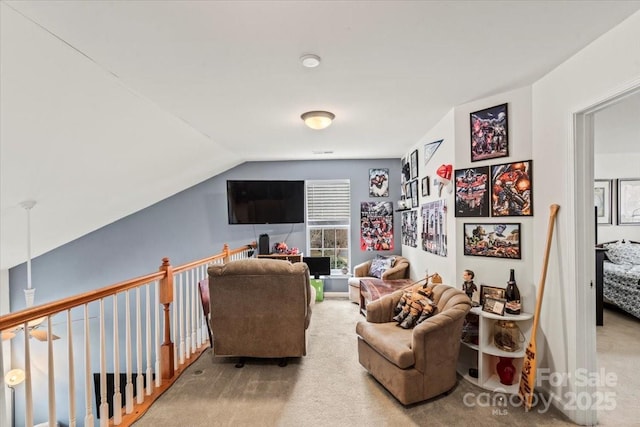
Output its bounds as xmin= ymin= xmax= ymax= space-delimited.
xmin=470 ymin=103 xmax=508 ymax=162
xmin=360 ymin=202 xmax=394 ymax=251
xmin=424 ymin=139 xmax=443 ymax=166
xmin=422 ymin=176 xmax=430 ymax=197
xmin=479 ymin=285 xmax=506 ymax=306
xmin=369 ymin=168 xmax=390 ymax=197
xmin=617 ymin=178 xmax=640 ymax=225
xmin=410 ymin=149 xmax=419 ymax=179
xmin=463 ymin=222 xmax=521 ymax=259
xmin=482 ymin=296 xmax=507 ymax=316
xmin=594 ymin=179 xmax=613 ymax=225
xmin=490 ymin=160 xmax=533 ymax=217
xmin=455 ymin=166 xmax=490 ymax=217
xmin=410 ymin=180 xmax=419 ymax=208
xmin=401 ymin=210 xmax=418 ymax=248
xmin=420 ymin=199 xmax=448 ymax=257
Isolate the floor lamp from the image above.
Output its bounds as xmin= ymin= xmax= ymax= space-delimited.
xmin=5 ymin=369 xmax=25 ymax=427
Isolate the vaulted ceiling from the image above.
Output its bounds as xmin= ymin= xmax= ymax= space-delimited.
xmin=2 ymin=1 xmax=640 ymax=269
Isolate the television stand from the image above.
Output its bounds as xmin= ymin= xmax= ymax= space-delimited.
xmin=257 ymin=253 xmax=303 ymax=263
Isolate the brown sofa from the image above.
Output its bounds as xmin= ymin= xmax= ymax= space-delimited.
xmin=348 ymin=255 xmax=410 ymax=303
xmin=356 ymin=283 xmax=471 ymax=405
xmin=207 ymin=258 xmax=313 ymax=361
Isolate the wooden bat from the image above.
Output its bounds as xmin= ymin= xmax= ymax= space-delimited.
xmin=518 ymin=204 xmax=560 ymax=411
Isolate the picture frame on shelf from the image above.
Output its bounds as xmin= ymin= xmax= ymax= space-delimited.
xmin=479 ymin=285 xmax=506 ymax=306
xmin=617 ymin=178 xmax=640 ymax=225
xmin=470 ymin=103 xmax=508 ymax=162
xmin=482 ymin=296 xmax=507 ymax=316
xmin=421 ymin=176 xmax=430 ymax=197
xmin=594 ymin=179 xmax=613 ymax=225
xmin=454 ymin=166 xmax=490 ymax=217
xmin=490 ymin=160 xmax=533 ymax=217
xmin=463 ymin=223 xmax=521 ymax=259
xmin=410 ymin=149 xmax=419 ymax=179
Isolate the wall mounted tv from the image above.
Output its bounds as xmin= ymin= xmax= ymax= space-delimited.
xmin=227 ymin=180 xmax=305 ymax=224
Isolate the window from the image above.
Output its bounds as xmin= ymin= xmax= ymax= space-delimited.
xmin=306 ymin=180 xmax=351 ymax=274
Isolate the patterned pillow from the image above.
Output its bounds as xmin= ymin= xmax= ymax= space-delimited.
xmin=605 ymin=241 xmax=640 ymax=265
xmin=368 ymin=255 xmax=395 ymax=278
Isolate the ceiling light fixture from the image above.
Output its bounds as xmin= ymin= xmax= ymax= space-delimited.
xmin=300 ymin=54 xmax=321 ymax=68
xmin=301 ymin=111 xmax=335 ymax=130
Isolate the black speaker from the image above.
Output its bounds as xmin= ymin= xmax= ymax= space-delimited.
xmin=259 ymin=234 xmax=270 ymax=255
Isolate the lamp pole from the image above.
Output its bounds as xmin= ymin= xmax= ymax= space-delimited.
xmin=20 ymin=200 xmax=36 ymax=307
xmin=5 ymin=369 xmax=25 ymax=427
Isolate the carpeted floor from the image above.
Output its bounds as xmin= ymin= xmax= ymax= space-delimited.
xmin=133 ymin=297 xmax=576 ymax=427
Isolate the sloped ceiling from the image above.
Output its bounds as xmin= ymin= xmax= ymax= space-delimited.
xmin=2 ymin=1 xmax=640 ymax=269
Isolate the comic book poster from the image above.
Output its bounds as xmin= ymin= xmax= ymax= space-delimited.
xmin=360 ymin=202 xmax=394 ymax=251
xmin=455 ymin=166 xmax=490 ymax=217
xmin=470 ymin=103 xmax=508 ymax=162
xmin=490 ymin=160 xmax=533 ymax=216
xmin=402 ymin=210 xmax=418 ymax=248
xmin=420 ymin=199 xmax=447 ymax=256
xmin=369 ymin=168 xmax=389 ymax=197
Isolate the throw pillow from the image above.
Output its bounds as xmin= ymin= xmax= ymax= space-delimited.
xmin=368 ymin=255 xmax=395 ymax=278
xmin=605 ymin=241 xmax=640 ymax=265
xmin=392 ymin=286 xmax=437 ymax=329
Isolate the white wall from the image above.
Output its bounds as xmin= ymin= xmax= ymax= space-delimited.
xmin=595 ymin=154 xmax=640 ymax=242
xmin=1 ymin=269 xmax=10 ymax=427
xmin=401 ymin=109 xmax=456 ymax=284
xmin=453 ymin=86 xmax=536 ymax=313
xmin=532 ymin=9 xmax=640 ymax=425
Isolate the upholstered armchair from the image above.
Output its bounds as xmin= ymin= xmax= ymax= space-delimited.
xmin=356 ymin=283 xmax=471 ymax=405
xmin=207 ymin=258 xmax=313 ymax=366
xmin=348 ymin=255 xmax=410 ymax=303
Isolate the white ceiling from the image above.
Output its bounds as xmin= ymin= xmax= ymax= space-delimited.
xmin=2 ymin=1 xmax=640 ymax=270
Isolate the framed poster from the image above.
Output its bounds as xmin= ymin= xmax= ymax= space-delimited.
xmin=401 ymin=210 xmax=418 ymax=248
xmin=422 ymin=176 xmax=430 ymax=197
xmin=490 ymin=160 xmax=533 ymax=217
xmin=463 ymin=222 xmax=521 ymax=259
xmin=455 ymin=166 xmax=490 ymax=217
xmin=410 ymin=180 xmax=419 ymax=208
xmin=410 ymin=149 xmax=419 ymax=179
xmin=424 ymin=139 xmax=443 ymax=166
xmin=617 ymin=178 xmax=640 ymax=225
xmin=470 ymin=103 xmax=508 ymax=162
xmin=360 ymin=202 xmax=394 ymax=251
xmin=369 ymin=168 xmax=389 ymax=197
xmin=420 ymin=199 xmax=448 ymax=257
xmin=594 ymin=179 xmax=613 ymax=224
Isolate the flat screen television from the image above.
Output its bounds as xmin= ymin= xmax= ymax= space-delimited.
xmin=303 ymin=256 xmax=331 ymax=279
xmin=227 ymin=180 xmax=305 ymax=224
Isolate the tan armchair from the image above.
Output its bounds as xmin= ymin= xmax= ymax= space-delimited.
xmin=356 ymin=283 xmax=471 ymax=405
xmin=208 ymin=258 xmax=313 ymax=366
xmin=348 ymin=255 xmax=410 ymax=303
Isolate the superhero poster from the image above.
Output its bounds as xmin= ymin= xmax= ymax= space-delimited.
xmin=360 ymin=202 xmax=394 ymax=251
xmin=491 ymin=160 xmax=533 ymax=217
xmin=463 ymin=223 xmax=521 ymax=259
xmin=454 ymin=167 xmax=489 ymax=217
xmin=470 ymin=103 xmax=509 ymax=162
xmin=420 ymin=199 xmax=447 ymax=257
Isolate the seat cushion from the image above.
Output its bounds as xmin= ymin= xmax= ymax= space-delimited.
xmin=356 ymin=321 xmax=414 ymax=369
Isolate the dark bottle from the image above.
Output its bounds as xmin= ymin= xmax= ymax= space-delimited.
xmin=505 ymin=269 xmax=521 ymax=315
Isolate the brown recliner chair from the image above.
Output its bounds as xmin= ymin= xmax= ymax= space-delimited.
xmin=348 ymin=255 xmax=410 ymax=303
xmin=208 ymin=258 xmax=313 ymax=364
xmin=356 ymin=283 xmax=471 ymax=405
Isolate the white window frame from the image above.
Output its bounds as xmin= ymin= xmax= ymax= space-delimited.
xmin=306 ymin=179 xmax=351 ymax=276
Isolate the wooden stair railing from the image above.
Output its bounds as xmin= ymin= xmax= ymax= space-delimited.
xmin=0 ymin=242 xmax=256 ymax=427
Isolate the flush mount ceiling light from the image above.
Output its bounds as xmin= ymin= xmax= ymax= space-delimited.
xmin=301 ymin=111 xmax=335 ymax=130
xmin=300 ymin=54 xmax=321 ymax=68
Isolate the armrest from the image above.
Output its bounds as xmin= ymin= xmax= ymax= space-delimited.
xmin=365 ymin=288 xmax=405 ymax=323
xmin=353 ymin=261 xmax=372 ymax=278
xmin=380 ymin=262 xmax=409 ymax=280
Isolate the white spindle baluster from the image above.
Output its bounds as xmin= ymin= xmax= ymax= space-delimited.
xmin=155 ymin=280 xmax=161 ymax=388
xmin=135 ymin=287 xmax=144 ymax=404
xmin=145 ymin=283 xmax=153 ymax=395
xmin=113 ymin=295 xmax=122 ymax=425
xmin=172 ymin=274 xmax=178 ymax=371
xmin=125 ymin=291 xmax=133 ymax=414
xmin=179 ymin=274 xmax=185 ymax=365
xmin=24 ymin=320 xmax=33 ymax=427
xmin=47 ymin=316 xmax=56 ymax=426
xmin=99 ymin=300 xmax=108 ymax=427
xmin=193 ymin=268 xmax=200 ymax=350
xmin=185 ymin=272 xmax=191 ymax=359
xmin=0 ymin=335 xmax=5 ymax=427
xmin=67 ymin=310 xmax=76 ymax=427
xmin=84 ymin=306 xmax=94 ymax=427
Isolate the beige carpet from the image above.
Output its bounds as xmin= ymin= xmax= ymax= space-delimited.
xmin=133 ymin=297 xmax=575 ymax=427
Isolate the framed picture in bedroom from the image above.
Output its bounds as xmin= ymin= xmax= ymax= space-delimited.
xmin=470 ymin=103 xmax=508 ymax=162
xmin=594 ymin=179 xmax=613 ymax=224
xmin=617 ymin=178 xmax=640 ymax=225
